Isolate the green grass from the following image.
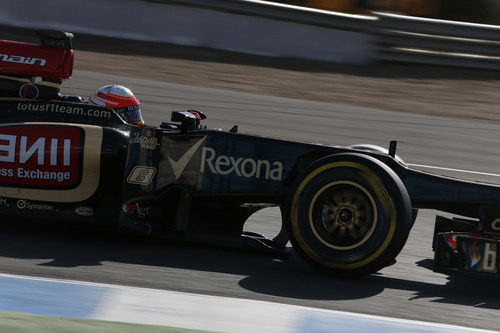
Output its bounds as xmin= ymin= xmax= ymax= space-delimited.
xmin=0 ymin=311 xmax=215 ymax=333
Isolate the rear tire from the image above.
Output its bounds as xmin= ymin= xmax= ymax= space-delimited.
xmin=285 ymin=153 xmax=412 ymax=277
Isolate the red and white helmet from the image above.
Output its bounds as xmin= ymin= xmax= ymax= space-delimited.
xmin=89 ymin=85 xmax=144 ymax=126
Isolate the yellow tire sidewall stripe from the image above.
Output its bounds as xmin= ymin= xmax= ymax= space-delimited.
xmin=290 ymin=161 xmax=397 ymax=270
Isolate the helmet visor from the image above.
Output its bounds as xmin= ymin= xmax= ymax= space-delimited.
xmin=117 ymin=104 xmax=144 ymax=126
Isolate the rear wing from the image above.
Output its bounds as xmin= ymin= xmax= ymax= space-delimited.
xmin=0 ymin=30 xmax=74 ymax=80
xmin=0 ymin=30 xmax=75 ymax=99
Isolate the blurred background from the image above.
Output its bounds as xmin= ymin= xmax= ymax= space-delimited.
xmin=277 ymin=0 xmax=500 ymax=23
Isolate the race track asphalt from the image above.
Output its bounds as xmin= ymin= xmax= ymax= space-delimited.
xmin=1 ymin=70 xmax=499 ymax=331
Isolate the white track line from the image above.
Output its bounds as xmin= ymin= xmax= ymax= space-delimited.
xmin=407 ymin=163 xmax=500 ymax=178
xmin=0 ymin=273 xmax=497 ymax=333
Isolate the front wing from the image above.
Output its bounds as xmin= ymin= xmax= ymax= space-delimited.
xmin=434 ymin=216 xmax=500 ymax=278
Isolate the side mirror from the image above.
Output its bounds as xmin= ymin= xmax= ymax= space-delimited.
xmin=171 ymin=111 xmax=200 ymax=134
xmin=171 ymin=111 xmax=197 ymax=123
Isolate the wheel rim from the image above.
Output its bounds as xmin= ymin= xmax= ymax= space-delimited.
xmin=308 ymin=181 xmax=377 ymax=250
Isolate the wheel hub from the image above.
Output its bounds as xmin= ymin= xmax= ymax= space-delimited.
xmin=337 ymin=207 xmax=354 ymax=224
xmin=310 ymin=181 xmax=377 ymax=250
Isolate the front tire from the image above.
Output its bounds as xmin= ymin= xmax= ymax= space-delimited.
xmin=348 ymin=143 xmax=418 ymax=225
xmin=285 ymin=153 xmax=412 ymax=277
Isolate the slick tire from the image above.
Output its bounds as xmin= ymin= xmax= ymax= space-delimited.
xmin=347 ymin=143 xmax=418 ymax=225
xmin=285 ymin=153 xmax=413 ymax=277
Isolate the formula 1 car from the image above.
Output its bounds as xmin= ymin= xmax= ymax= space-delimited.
xmin=1 ymin=30 xmax=500 ymax=278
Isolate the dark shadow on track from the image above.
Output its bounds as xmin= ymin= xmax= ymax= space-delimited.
xmin=239 ymin=260 xmax=500 ymax=311
xmin=2 ymin=25 xmax=500 ymax=80
xmin=0 ymin=218 xmax=499 ymax=311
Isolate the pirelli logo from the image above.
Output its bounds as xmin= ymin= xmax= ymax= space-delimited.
xmin=0 ymin=123 xmax=102 ymax=203
xmin=0 ymin=126 xmax=80 ymax=187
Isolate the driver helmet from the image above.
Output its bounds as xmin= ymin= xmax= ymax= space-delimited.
xmin=89 ymin=85 xmax=144 ymax=126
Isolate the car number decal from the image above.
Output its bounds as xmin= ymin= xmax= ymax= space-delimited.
xmin=127 ymin=166 xmax=157 ymax=185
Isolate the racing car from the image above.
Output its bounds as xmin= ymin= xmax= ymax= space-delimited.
xmin=1 ymin=30 xmax=500 ymax=278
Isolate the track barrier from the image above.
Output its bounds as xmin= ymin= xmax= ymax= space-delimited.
xmin=2 ymin=0 xmax=500 ymax=69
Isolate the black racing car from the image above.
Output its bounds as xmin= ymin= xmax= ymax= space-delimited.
xmin=1 ymin=30 xmax=500 ymax=278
